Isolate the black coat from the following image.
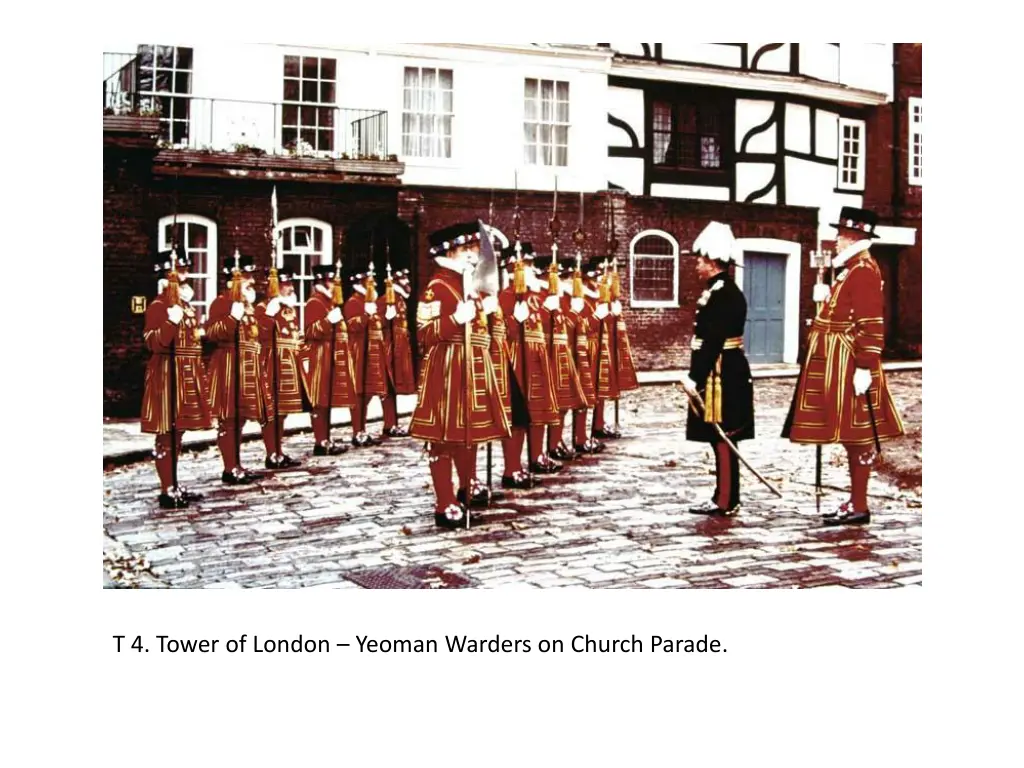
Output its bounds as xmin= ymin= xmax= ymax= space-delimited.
xmin=685 ymin=272 xmax=755 ymax=443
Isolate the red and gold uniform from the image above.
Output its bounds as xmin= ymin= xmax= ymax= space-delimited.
xmin=204 ymin=256 xmax=275 ymax=482
xmin=380 ymin=270 xmax=416 ymax=436
xmin=344 ymin=272 xmax=388 ymax=445
xmin=784 ymin=207 xmax=905 ymax=525
xmin=590 ymin=267 xmax=621 ymax=439
xmin=255 ymin=268 xmax=304 ymax=469
xmin=141 ymin=253 xmax=212 ymax=507
xmin=410 ymin=221 xmax=511 ymax=528
xmin=568 ymin=262 xmax=604 ymax=453
xmin=499 ymin=276 xmax=561 ymax=476
xmin=299 ymin=265 xmax=356 ymax=455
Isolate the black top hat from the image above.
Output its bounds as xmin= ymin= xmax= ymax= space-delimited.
xmin=500 ymin=241 xmax=535 ymax=267
xmin=428 ymin=220 xmax=484 ymax=256
xmin=265 ymin=266 xmax=295 ymax=283
xmin=311 ymin=263 xmax=340 ymax=281
xmin=221 ymin=253 xmax=257 ymax=274
xmin=830 ymin=206 xmax=880 ymax=239
xmin=153 ymin=249 xmax=193 ymax=272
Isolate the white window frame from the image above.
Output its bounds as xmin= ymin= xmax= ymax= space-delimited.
xmin=137 ymin=44 xmax=193 ymax=146
xmin=837 ymin=117 xmax=866 ymax=191
xmin=281 ymin=55 xmax=338 ymax=155
xmin=629 ymin=229 xmax=679 ymax=308
xmin=908 ymin=96 xmax=922 ymax=186
xmin=157 ymin=214 xmax=217 ymax=319
xmin=274 ymin=218 xmax=333 ymax=329
xmin=401 ymin=66 xmax=454 ymax=160
xmin=523 ymin=78 xmax=570 ymax=167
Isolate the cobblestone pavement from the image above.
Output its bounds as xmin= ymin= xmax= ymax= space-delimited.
xmin=102 ymin=372 xmax=922 ymax=589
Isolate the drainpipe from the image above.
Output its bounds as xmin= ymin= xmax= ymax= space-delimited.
xmin=891 ymin=45 xmax=902 ymax=226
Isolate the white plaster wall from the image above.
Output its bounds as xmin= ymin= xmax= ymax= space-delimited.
xmin=816 ymin=109 xmax=839 ymax=159
xmin=607 ymin=86 xmax=644 ymax=148
xmin=606 ymin=157 xmax=644 ymax=196
xmin=659 ymin=44 xmax=743 ymax=68
xmin=785 ymin=103 xmax=811 ymax=154
xmin=746 ymin=42 xmax=791 ymax=73
xmin=736 ymin=163 xmax=776 ymax=203
xmin=735 ymin=99 xmax=776 ymax=153
xmin=650 ymin=184 xmax=730 ymax=201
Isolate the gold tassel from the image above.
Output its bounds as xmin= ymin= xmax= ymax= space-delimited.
xmin=230 ymin=268 xmax=243 ymax=302
xmin=384 ymin=276 xmax=395 ymax=305
xmin=365 ymin=272 xmax=378 ymax=303
xmin=267 ymin=267 xmax=280 ymax=299
xmin=611 ymin=269 xmax=621 ymax=301
xmin=165 ymin=268 xmax=180 ymax=306
xmin=704 ymin=357 xmax=723 ymax=424
xmin=514 ymin=259 xmax=526 ymax=295
xmin=572 ymin=269 xmax=583 ymax=299
xmin=598 ymin=273 xmax=610 ymax=303
xmin=547 ymin=260 xmax=559 ymax=295
xmin=332 ymin=271 xmax=343 ymax=307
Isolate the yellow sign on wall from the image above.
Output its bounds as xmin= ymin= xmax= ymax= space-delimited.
xmin=131 ymin=296 xmax=147 ymax=314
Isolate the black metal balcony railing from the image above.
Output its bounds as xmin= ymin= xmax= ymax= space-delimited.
xmin=103 ymin=53 xmax=390 ymax=160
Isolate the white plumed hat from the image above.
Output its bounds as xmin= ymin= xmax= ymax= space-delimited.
xmin=693 ymin=221 xmax=739 ymax=263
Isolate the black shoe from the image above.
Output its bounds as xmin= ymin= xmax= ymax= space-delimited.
xmin=383 ymin=426 xmax=409 ymax=438
xmin=823 ymin=509 xmax=871 ymax=526
xmin=351 ymin=432 xmax=377 ymax=448
xmin=529 ymin=456 xmax=563 ymax=474
xmin=434 ymin=503 xmax=472 ymax=530
xmin=593 ymin=427 xmax=621 ymax=440
xmin=575 ymin=437 xmax=605 ymax=454
xmin=313 ymin=440 xmax=348 ymax=456
xmin=457 ymin=482 xmax=491 ymax=509
xmin=822 ymin=500 xmax=852 ymax=519
xmin=501 ymin=471 xmax=536 ymax=490
xmin=549 ymin=443 xmax=576 ymax=461
xmin=265 ymin=453 xmax=302 ymax=470
xmin=158 ymin=491 xmax=189 ymax=509
xmin=178 ymin=486 xmax=204 ymax=502
xmin=221 ymin=468 xmax=255 ymax=485
xmin=688 ymin=499 xmax=739 ymax=516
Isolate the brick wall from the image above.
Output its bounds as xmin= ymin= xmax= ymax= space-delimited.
xmin=400 ymin=187 xmax=819 ymax=370
xmin=103 ymin=145 xmax=402 ymax=417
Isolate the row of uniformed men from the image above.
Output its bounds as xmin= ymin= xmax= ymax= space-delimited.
xmin=141 ymin=232 xmax=638 ymax=514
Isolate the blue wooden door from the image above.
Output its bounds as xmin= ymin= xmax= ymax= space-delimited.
xmin=742 ymin=252 xmax=786 ymax=364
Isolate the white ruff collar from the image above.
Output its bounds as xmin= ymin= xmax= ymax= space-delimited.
xmin=394 ymin=285 xmax=409 ymax=299
xmin=435 ymin=256 xmax=470 ymax=274
xmin=352 ymin=285 xmax=366 ymax=296
xmin=832 ymin=239 xmax=872 ymax=269
xmin=314 ymin=284 xmax=332 ymax=298
xmin=582 ymin=287 xmax=600 ymax=299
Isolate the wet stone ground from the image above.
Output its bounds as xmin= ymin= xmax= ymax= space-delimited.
xmin=103 ymin=372 xmax=922 ymax=589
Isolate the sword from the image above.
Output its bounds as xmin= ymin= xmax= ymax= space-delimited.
xmin=684 ymin=388 xmax=782 ymax=498
xmin=863 ymin=386 xmax=883 ymax=464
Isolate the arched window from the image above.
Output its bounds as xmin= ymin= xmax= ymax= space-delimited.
xmin=630 ymin=229 xmax=679 ymax=307
xmin=275 ymin=218 xmax=333 ymax=328
xmin=158 ymin=214 xmax=217 ymax=318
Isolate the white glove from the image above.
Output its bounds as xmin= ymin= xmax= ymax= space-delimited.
xmin=265 ymin=297 xmax=281 ymax=317
xmin=482 ymin=295 xmax=499 ymax=316
xmin=230 ymin=302 xmax=245 ymax=321
xmin=595 ymin=303 xmax=610 ymax=320
xmin=454 ymin=301 xmax=477 ymax=325
xmin=853 ymin=368 xmax=872 ymax=396
xmin=543 ymin=294 xmax=560 ymax=311
xmin=570 ymin=297 xmax=584 ymax=314
xmin=326 ymin=307 xmax=342 ymax=325
xmin=812 ymin=284 xmax=831 ymax=304
xmin=682 ymin=374 xmax=698 ymax=397
xmin=364 ymin=301 xmax=378 ymax=316
xmin=611 ymin=300 xmax=623 ymax=316
xmin=385 ymin=305 xmax=398 ymax=320
xmin=513 ymin=301 xmax=530 ymax=323
xmin=166 ymin=305 xmax=183 ymax=325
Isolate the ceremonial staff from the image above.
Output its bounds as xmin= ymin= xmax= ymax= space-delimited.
xmin=592 ymin=259 xmax=609 ymax=440
xmin=363 ymin=242 xmax=378 ymax=430
xmin=461 ymin=241 xmax=474 ymax=530
xmin=231 ymin=245 xmax=244 ymax=471
xmin=485 ymin=192 xmax=497 ymax=491
xmin=610 ymin=256 xmax=622 ymax=433
xmin=512 ymin=174 xmax=533 ymax=466
xmin=327 ymin=244 xmax=344 ymax=446
xmin=269 ymin=186 xmax=282 ymax=456
xmin=812 ymin=249 xmax=828 ymax=515
xmin=548 ymin=177 xmax=561 ymax=362
xmin=167 ymin=182 xmax=181 ymax=495
xmin=384 ymin=239 xmax=396 ymax=417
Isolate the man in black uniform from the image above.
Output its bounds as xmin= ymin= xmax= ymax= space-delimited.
xmin=682 ymin=222 xmax=755 ymax=515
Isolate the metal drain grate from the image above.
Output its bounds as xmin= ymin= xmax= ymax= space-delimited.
xmin=343 ymin=565 xmax=476 ymax=589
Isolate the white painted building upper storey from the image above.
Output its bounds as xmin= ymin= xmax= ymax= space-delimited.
xmin=104 ymin=43 xmax=908 ymax=242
